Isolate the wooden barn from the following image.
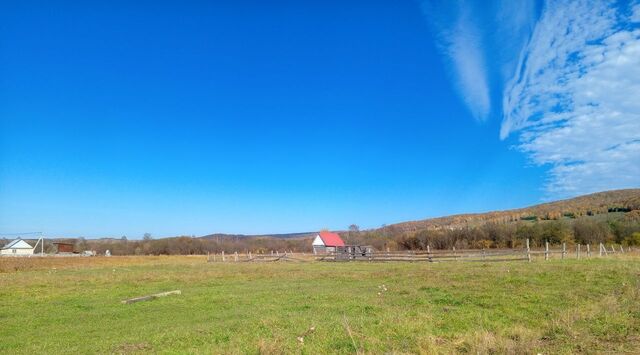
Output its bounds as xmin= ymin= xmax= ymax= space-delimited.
xmin=53 ymin=242 xmax=75 ymax=254
xmin=312 ymin=231 xmax=345 ymax=254
xmin=0 ymin=239 xmax=35 ymax=256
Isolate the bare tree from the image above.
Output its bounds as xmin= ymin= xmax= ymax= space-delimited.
xmin=347 ymin=224 xmax=360 ymax=245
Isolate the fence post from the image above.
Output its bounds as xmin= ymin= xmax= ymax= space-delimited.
xmin=526 ymin=239 xmax=531 ymax=262
xmin=599 ymin=243 xmax=603 ymax=256
xmin=249 ymin=251 xmax=252 ymax=260
xmin=482 ymin=248 xmax=486 ymax=259
xmin=453 ymin=246 xmax=457 ymax=261
xmin=562 ymin=243 xmax=566 ymax=260
xmin=427 ymin=245 xmax=432 ymax=262
xmin=213 ymin=253 xmax=216 ymax=262
xmin=222 ymin=251 xmax=226 ymax=262
xmin=577 ymin=244 xmax=581 ymax=259
xmin=619 ymin=245 xmax=624 ymax=253
xmin=545 ymin=241 xmax=549 ymax=261
xmin=587 ymin=244 xmax=591 ymax=257
xmin=610 ymin=245 xmax=615 ymax=254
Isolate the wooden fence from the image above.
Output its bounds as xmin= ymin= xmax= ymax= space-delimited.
xmin=205 ymin=241 xmax=634 ymax=264
xmin=318 ymin=240 xmax=634 ymax=263
xmin=206 ymin=250 xmax=311 ymax=263
xmin=528 ymin=241 xmax=633 ymax=261
xmin=318 ymin=248 xmax=528 ymax=263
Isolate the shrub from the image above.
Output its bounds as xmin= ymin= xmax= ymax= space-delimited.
xmin=623 ymin=232 xmax=640 ymax=246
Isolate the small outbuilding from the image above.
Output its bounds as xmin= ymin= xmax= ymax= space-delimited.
xmin=0 ymin=239 xmax=35 ymax=256
xmin=53 ymin=242 xmax=75 ymax=254
xmin=312 ymin=231 xmax=345 ymax=254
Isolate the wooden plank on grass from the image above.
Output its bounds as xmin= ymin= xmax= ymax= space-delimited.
xmin=122 ymin=290 xmax=182 ymax=304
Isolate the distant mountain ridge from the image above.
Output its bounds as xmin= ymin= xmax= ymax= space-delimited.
xmin=381 ymin=189 xmax=640 ymax=234
xmin=199 ymin=232 xmax=317 ymax=240
xmin=14 ymin=189 xmax=635 ymax=243
xmin=197 ymin=189 xmax=640 ymax=239
xmin=4 ymin=189 xmax=638 ymax=255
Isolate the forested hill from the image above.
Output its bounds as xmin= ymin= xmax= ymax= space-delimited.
xmin=382 ymin=189 xmax=640 ymax=233
xmin=199 ymin=232 xmax=316 ymax=240
xmin=5 ymin=189 xmax=639 ymax=255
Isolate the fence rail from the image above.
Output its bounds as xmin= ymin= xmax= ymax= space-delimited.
xmin=206 ymin=250 xmax=311 ymax=263
xmin=318 ymin=241 xmax=634 ymax=263
xmin=204 ymin=241 xmax=634 ymax=264
xmin=318 ymin=249 xmax=528 ymax=263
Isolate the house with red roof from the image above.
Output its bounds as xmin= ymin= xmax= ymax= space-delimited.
xmin=312 ymin=231 xmax=345 ymax=254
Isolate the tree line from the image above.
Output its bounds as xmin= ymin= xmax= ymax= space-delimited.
xmin=389 ymin=213 xmax=640 ymax=251
xmin=3 ymin=211 xmax=638 ymax=256
xmin=80 ymin=235 xmax=313 ymax=256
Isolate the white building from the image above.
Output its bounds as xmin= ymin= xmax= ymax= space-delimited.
xmin=312 ymin=231 xmax=345 ymax=254
xmin=0 ymin=239 xmax=35 ymax=256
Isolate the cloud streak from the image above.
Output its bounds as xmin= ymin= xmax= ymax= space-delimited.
xmin=502 ymin=0 xmax=640 ymax=197
xmin=425 ymin=0 xmax=639 ymax=197
xmin=424 ymin=1 xmax=491 ymax=121
xmin=446 ymin=10 xmax=491 ymax=121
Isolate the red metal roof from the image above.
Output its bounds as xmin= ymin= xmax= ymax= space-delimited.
xmin=318 ymin=231 xmax=345 ymax=247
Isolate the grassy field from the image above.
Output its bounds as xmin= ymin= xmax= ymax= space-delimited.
xmin=1 ymin=255 xmax=639 ymax=354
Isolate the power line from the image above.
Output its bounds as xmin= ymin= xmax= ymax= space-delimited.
xmin=0 ymin=232 xmax=43 ymax=236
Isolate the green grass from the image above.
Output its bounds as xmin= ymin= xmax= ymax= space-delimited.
xmin=1 ymin=256 xmax=639 ymax=354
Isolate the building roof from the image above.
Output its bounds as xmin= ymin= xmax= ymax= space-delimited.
xmin=317 ymin=231 xmax=345 ymax=247
xmin=2 ymin=238 xmax=34 ymax=250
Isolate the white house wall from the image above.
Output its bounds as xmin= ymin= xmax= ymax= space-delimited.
xmin=0 ymin=248 xmax=34 ymax=256
xmin=312 ymin=235 xmax=325 ymax=246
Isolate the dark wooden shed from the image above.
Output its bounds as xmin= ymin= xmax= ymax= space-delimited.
xmin=334 ymin=245 xmax=374 ymax=261
xmin=54 ymin=242 xmax=75 ymax=253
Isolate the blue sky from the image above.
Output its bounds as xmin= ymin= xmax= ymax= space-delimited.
xmin=1 ymin=1 xmax=638 ymax=238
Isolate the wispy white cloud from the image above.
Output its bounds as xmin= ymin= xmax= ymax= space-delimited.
xmin=502 ymin=0 xmax=640 ymax=197
xmin=425 ymin=0 xmax=639 ymax=197
xmin=447 ymin=16 xmax=491 ymax=120
xmin=423 ymin=1 xmax=491 ymax=121
xmin=423 ymin=0 xmax=537 ymax=121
